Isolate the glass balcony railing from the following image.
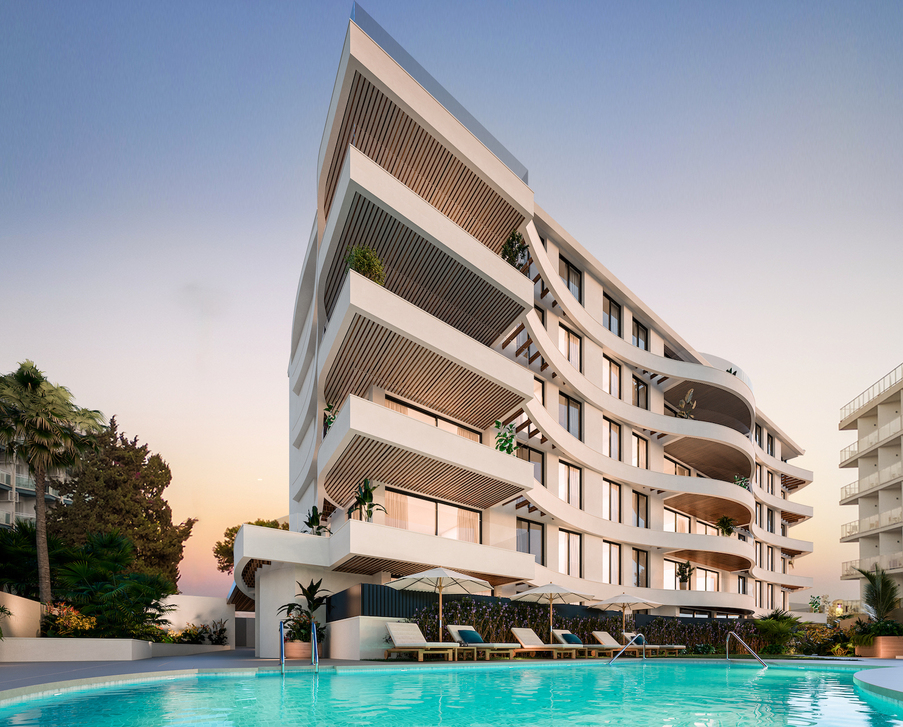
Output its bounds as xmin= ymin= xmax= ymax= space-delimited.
xmin=842 ymin=551 xmax=903 ymax=578
xmin=841 ymin=363 xmax=903 ymax=420
xmin=840 ymin=416 xmax=902 ymax=462
xmin=14 ymin=512 xmax=36 ymax=524
xmin=841 ymin=507 xmax=903 ymax=539
xmin=15 ymin=475 xmax=35 ymax=491
xmin=840 ymin=461 xmax=903 ymax=502
xmin=0 ymin=472 xmax=10 ymax=487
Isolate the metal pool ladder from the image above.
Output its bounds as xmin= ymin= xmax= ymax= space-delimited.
xmin=279 ymin=620 xmax=320 ymax=674
xmin=607 ymin=633 xmax=647 ymax=665
xmin=726 ymin=631 xmax=767 ymax=668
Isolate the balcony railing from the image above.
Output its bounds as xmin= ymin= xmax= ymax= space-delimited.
xmin=0 ymin=511 xmax=11 ymax=526
xmin=14 ymin=512 xmax=36 ymax=524
xmin=15 ymin=475 xmax=35 ymax=491
xmin=841 ymin=363 xmax=903 ymax=420
xmin=842 ymin=551 xmax=903 ymax=578
xmin=0 ymin=472 xmax=10 ymax=487
xmin=841 ymin=507 xmax=903 ymax=539
xmin=840 ymin=416 xmax=902 ymax=463
xmin=840 ymin=461 xmax=903 ymax=502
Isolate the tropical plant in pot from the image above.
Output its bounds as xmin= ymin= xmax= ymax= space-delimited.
xmin=849 ymin=566 xmax=903 ymax=657
xmin=303 ymin=506 xmax=331 ymax=536
xmin=677 ymin=561 xmax=694 ymax=590
xmin=278 ymin=579 xmax=330 ymax=659
xmin=347 ymin=478 xmax=386 ymax=523
xmin=716 ymin=516 xmax=736 ymax=537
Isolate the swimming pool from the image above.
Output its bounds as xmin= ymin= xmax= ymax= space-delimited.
xmin=2 ymin=662 xmax=902 ymax=726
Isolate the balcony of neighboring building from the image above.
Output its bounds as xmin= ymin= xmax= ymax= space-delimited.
xmin=839 ymin=363 xmax=903 ymax=429
xmin=318 ymin=146 xmax=533 ymax=348
xmin=842 ymin=551 xmax=903 ymax=580
xmin=840 ymin=461 xmax=903 ymax=504
xmin=840 ymin=415 xmax=902 ymax=467
xmin=317 ymin=15 xmax=532 ymax=255
xmin=840 ymin=507 xmax=903 ymax=542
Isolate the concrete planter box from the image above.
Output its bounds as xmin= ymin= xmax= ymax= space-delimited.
xmin=0 ymin=638 xmax=231 ymax=662
xmin=854 ymin=636 xmax=903 ymax=659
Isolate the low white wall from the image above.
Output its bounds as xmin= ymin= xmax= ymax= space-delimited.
xmin=163 ymin=595 xmax=236 ymax=649
xmin=0 ymin=592 xmax=41 ymax=638
xmin=0 ymin=638 xmax=151 ymax=662
xmin=148 ymin=643 xmax=232 ymax=658
xmin=327 ymin=616 xmax=403 ymax=661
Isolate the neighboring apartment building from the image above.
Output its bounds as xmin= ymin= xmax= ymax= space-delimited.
xmin=233 ymin=5 xmax=815 ymax=658
xmin=840 ymin=364 xmax=903 ymax=597
xmin=0 ymin=453 xmax=68 ymax=529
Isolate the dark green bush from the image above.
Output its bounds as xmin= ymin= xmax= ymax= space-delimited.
xmin=346 ymin=246 xmax=385 ymax=285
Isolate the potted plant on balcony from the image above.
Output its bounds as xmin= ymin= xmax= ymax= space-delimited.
xmin=494 ymin=420 xmax=518 ymax=455
xmin=303 ymin=506 xmax=331 ymax=536
xmin=278 ymin=578 xmax=330 ymax=659
xmin=677 ymin=561 xmax=694 ymax=590
xmin=850 ymin=566 xmax=903 ymax=658
xmin=675 ymin=389 xmax=696 ymax=419
xmin=716 ymin=516 xmax=736 ymax=537
xmin=347 ymin=478 xmax=386 ymax=523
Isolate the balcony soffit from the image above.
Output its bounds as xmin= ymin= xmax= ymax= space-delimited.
xmin=665 ymin=381 xmax=752 ymax=436
xmin=324 ymin=314 xmax=523 ymax=430
xmin=664 ymin=437 xmax=751 ymax=484
xmin=332 ymin=555 xmax=519 ymax=587
xmin=667 ymin=549 xmax=751 ymax=573
xmin=323 ymin=192 xmax=524 ymax=346
xmin=664 ymin=492 xmax=751 ymax=527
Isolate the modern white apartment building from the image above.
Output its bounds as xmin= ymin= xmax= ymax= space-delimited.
xmin=839 ymin=364 xmax=903 ymax=595
xmin=233 ymin=6 xmax=815 ymax=658
xmin=0 ymin=454 xmax=68 ymax=530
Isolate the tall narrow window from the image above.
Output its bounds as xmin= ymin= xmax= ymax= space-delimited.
xmin=755 ymin=424 xmax=762 ymax=448
xmin=664 ymin=508 xmax=691 ymax=533
xmin=602 ymin=417 xmax=621 ymax=460
xmin=695 ymin=567 xmax=719 ymax=592
xmin=767 ymin=584 xmax=775 ymax=609
xmin=663 ymin=559 xmax=679 ymax=590
xmin=603 ymin=294 xmax=621 ymax=337
xmin=755 ymin=503 xmax=762 ymax=526
xmin=632 ymin=549 xmax=648 ymax=587
xmin=632 ymin=320 xmax=648 ymax=350
xmin=766 ymin=509 xmax=775 ymax=533
xmin=632 ymin=377 xmax=648 ymax=409
xmin=559 ymin=256 xmax=581 ymax=303
xmin=602 ymin=541 xmax=621 ymax=585
xmin=558 ymin=462 xmax=581 ymax=508
xmin=755 ymin=580 xmax=763 ymax=608
xmin=559 ymin=393 xmax=581 ymax=440
xmin=737 ymin=575 xmax=748 ymax=595
xmin=755 ymin=464 xmax=762 ymax=486
xmin=632 ymin=492 xmax=648 ymax=529
xmin=767 ymin=434 xmax=775 ymax=456
xmin=755 ymin=541 xmax=763 ymax=567
xmin=602 ymin=356 xmax=621 ymax=398
xmin=602 ymin=480 xmax=621 ymax=522
xmin=517 ymin=445 xmax=544 ymax=486
xmin=559 ymin=530 xmax=581 ymax=577
xmin=767 ymin=546 xmax=775 ymax=571
xmin=767 ymin=471 xmax=774 ymax=495
xmin=632 ymin=434 xmax=648 ymax=469
xmin=516 ymin=519 xmax=543 ymax=565
xmin=558 ymin=324 xmax=581 ymax=371
xmin=534 ymin=377 xmax=545 ymax=405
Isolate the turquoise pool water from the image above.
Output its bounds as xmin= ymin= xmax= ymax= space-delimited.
xmin=2 ymin=663 xmax=902 ymax=726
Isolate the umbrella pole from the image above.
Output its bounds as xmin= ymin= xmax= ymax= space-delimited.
xmin=438 ymin=582 xmax=443 ymax=643
xmin=549 ymin=595 xmax=554 ymax=641
xmin=622 ymin=606 xmax=626 ymax=639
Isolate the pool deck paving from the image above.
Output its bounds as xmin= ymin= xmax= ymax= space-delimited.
xmin=1 ymin=648 xmax=901 ymax=706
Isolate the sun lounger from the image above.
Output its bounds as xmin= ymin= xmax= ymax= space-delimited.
xmin=511 ymin=627 xmax=579 ymax=659
xmin=622 ymin=632 xmax=685 ymax=656
xmin=384 ymin=622 xmax=459 ymax=662
xmin=552 ymin=629 xmax=610 ymax=658
xmin=447 ymin=625 xmax=519 ymax=660
xmin=592 ymin=631 xmax=644 ymax=657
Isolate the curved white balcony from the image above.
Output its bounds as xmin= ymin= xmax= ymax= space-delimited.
xmin=748 ymin=566 xmax=812 ymax=590
xmin=755 ymin=487 xmax=813 ymax=524
xmin=755 ymin=447 xmax=814 ymax=490
xmin=749 ymin=524 xmax=813 ymax=557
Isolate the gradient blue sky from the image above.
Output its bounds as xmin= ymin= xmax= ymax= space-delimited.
xmin=2 ymin=1 xmax=901 ymax=600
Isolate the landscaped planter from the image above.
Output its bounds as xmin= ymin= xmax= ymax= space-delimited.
xmin=854 ymin=636 xmax=903 ymax=659
xmin=284 ymin=640 xmax=312 ymax=660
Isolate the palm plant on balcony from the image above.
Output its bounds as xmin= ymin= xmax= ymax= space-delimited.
xmin=323 ymin=404 xmax=336 ymax=436
xmin=716 ymin=516 xmax=736 ymax=537
xmin=347 ymin=478 xmax=386 ymax=522
xmin=303 ymin=506 xmax=331 ymax=536
xmin=733 ymin=474 xmax=750 ymax=490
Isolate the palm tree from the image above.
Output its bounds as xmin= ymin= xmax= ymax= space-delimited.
xmin=855 ymin=565 xmax=900 ymax=622
xmin=0 ymin=361 xmax=104 ymax=604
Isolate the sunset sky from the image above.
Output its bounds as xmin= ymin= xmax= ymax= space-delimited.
xmin=2 ymin=1 xmax=901 ymax=601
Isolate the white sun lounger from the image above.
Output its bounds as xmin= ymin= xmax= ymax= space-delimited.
xmin=592 ymin=630 xmax=643 ymax=657
xmin=552 ymin=629 xmax=609 ymax=658
xmin=511 ymin=627 xmax=579 ymax=659
xmin=384 ymin=622 xmax=458 ymax=662
xmin=622 ymin=631 xmax=685 ymax=656
xmin=447 ymin=624 xmax=519 ymax=660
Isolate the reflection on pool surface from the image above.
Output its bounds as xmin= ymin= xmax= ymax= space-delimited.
xmin=2 ymin=662 xmax=902 ymax=727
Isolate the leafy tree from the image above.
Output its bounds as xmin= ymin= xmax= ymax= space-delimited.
xmin=0 ymin=361 xmax=105 ymax=603
xmin=48 ymin=417 xmax=196 ymax=586
xmin=213 ymin=518 xmax=288 ymax=574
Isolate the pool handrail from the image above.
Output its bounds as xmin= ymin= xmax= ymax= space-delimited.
xmin=280 ymin=620 xmax=286 ymax=674
xmin=312 ymin=620 xmax=319 ymax=673
xmin=607 ymin=632 xmax=647 ymax=665
xmin=726 ymin=631 xmax=767 ymax=668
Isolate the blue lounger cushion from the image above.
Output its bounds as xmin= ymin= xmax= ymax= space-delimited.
xmin=458 ymin=629 xmax=484 ymax=644
xmin=562 ymin=633 xmax=583 ymax=645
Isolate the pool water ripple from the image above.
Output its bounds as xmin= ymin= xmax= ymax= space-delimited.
xmin=1 ymin=663 xmax=901 ymax=727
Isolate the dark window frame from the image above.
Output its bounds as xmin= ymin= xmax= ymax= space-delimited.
xmin=603 ymin=294 xmax=621 ymax=337
xmin=559 ymin=255 xmax=582 ymax=304
xmin=632 ymin=319 xmax=648 ymax=351
xmin=516 ymin=518 xmax=544 ymax=566
xmin=559 ymin=392 xmax=582 ymax=440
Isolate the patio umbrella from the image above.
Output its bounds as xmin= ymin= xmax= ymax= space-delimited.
xmin=385 ymin=568 xmax=492 ymax=642
xmin=588 ymin=593 xmax=662 ymax=635
xmin=509 ymin=583 xmax=593 ymax=640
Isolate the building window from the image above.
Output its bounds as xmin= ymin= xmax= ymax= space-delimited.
xmin=603 ymin=294 xmax=621 ymax=337
xmin=517 ymin=445 xmax=544 ymax=486
xmin=602 ymin=417 xmax=621 ymax=460
xmin=755 ymin=580 xmax=763 ymax=608
xmin=559 ymin=256 xmax=582 ymax=303
xmin=603 ymin=356 xmax=621 ymax=398
xmin=767 ymin=584 xmax=775 ymax=609
xmin=386 ymin=397 xmax=481 ymax=442
xmin=755 ymin=503 xmax=761 ymax=526
xmin=559 ymin=393 xmax=581 ymax=440
xmin=602 ymin=541 xmax=621 ymax=585
xmin=767 ymin=434 xmax=775 ymax=457
xmin=767 ymin=471 xmax=774 ymax=495
xmin=559 ymin=324 xmax=581 ymax=371
xmin=755 ymin=541 xmax=762 ymax=568
xmin=385 ymin=489 xmax=480 ymax=543
xmin=632 ymin=549 xmax=648 ymax=587
xmin=632 ymin=491 xmax=648 ymax=529
xmin=766 ymin=509 xmax=775 ymax=533
xmin=559 ymin=529 xmax=581 ymax=577
xmin=781 ymin=522 xmax=788 ymax=537
xmin=738 ymin=575 xmax=748 ymax=595
xmin=632 ymin=377 xmax=648 ymax=409
xmin=755 ymin=424 xmax=762 ymax=448
xmin=755 ymin=464 xmax=762 ymax=486
xmin=664 ymin=457 xmax=690 ymax=477
xmin=558 ymin=461 xmax=582 ymax=508
xmin=632 ymin=320 xmax=648 ymax=350
xmin=663 ymin=508 xmax=691 ymax=533
xmin=698 ymin=520 xmax=718 ymax=537
xmin=534 ymin=377 xmax=545 ymax=405
xmin=602 ymin=480 xmax=621 ymax=522
xmin=767 ymin=546 xmax=775 ymax=571
xmin=632 ymin=434 xmax=648 ymax=469
xmin=696 ymin=567 xmax=719 ymax=592
xmin=516 ymin=519 xmax=543 ymax=565
xmin=663 ymin=559 xmax=680 ymax=590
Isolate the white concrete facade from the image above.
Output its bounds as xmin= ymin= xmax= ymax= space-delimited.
xmin=839 ymin=364 xmax=903 ymax=597
xmin=0 ymin=456 xmax=69 ymax=530
xmin=234 ymin=9 xmax=815 ymax=658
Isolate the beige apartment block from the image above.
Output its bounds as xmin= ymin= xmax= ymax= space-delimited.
xmin=0 ymin=457 xmax=69 ymax=530
xmin=232 ymin=6 xmax=815 ymax=658
xmin=839 ymin=364 xmax=903 ymax=598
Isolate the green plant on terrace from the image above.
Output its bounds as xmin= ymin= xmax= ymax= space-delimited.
xmin=494 ymin=420 xmax=518 ymax=455
xmin=347 ymin=478 xmax=386 ymax=522
xmin=855 ymin=565 xmax=900 ymax=622
xmin=501 ymin=229 xmax=529 ymax=269
xmin=346 ymin=246 xmax=385 ymax=285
